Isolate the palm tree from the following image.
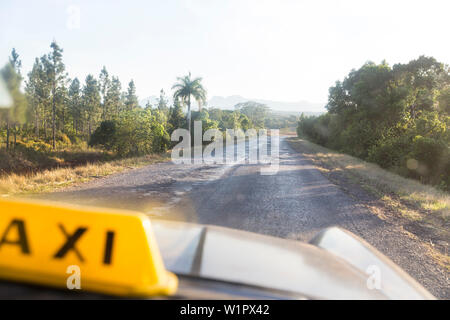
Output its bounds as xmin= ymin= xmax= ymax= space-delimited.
xmin=172 ymin=72 xmax=207 ymax=135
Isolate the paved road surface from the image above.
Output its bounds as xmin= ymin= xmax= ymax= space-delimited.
xmin=35 ymin=136 xmax=448 ymax=298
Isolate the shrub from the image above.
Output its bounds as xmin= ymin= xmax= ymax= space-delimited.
xmin=367 ymin=136 xmax=411 ymax=169
xmin=89 ymin=120 xmax=118 ymax=151
xmin=297 ymin=114 xmax=331 ymax=146
xmin=408 ymin=136 xmax=449 ymax=184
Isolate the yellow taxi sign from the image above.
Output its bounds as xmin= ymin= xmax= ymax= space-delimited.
xmin=0 ymin=198 xmax=177 ymax=297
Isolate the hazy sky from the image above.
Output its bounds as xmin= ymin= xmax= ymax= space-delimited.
xmin=1 ymin=0 xmax=449 ymax=110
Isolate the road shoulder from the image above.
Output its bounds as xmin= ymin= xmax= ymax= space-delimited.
xmin=287 ymin=137 xmax=449 ymax=299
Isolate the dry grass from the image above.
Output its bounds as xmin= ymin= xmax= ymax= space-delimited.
xmin=287 ymin=137 xmax=449 ymax=225
xmin=0 ymin=153 xmax=170 ymax=196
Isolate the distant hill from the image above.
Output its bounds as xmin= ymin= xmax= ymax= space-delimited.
xmin=208 ymin=95 xmax=326 ymax=114
xmin=140 ymin=94 xmax=326 ymax=115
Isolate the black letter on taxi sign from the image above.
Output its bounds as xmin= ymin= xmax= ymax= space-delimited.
xmin=54 ymin=224 xmax=86 ymax=262
xmin=0 ymin=219 xmax=30 ymax=254
xmin=103 ymin=231 xmax=115 ymax=265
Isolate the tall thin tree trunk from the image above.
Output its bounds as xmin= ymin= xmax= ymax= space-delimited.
xmin=13 ymin=124 xmax=17 ymax=150
xmin=35 ymin=109 xmax=39 ymax=137
xmin=44 ymin=115 xmax=47 ymax=139
xmin=62 ymin=106 xmax=66 ymax=134
xmin=88 ymin=116 xmax=92 ymax=140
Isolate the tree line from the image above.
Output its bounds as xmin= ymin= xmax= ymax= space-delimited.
xmin=0 ymin=42 xmax=154 ymax=151
xmin=297 ymin=56 xmax=449 ymax=190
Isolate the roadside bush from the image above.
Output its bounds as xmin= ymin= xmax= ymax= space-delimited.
xmin=408 ymin=136 xmax=449 ymax=184
xmin=89 ymin=120 xmax=118 ymax=151
xmin=441 ymin=161 xmax=450 ymax=191
xmin=297 ymin=57 xmax=449 ymax=190
xmin=151 ymin=124 xmax=170 ymax=152
xmin=89 ymin=110 xmax=171 ymax=157
xmin=367 ymin=135 xmax=411 ymax=169
xmin=297 ymin=114 xmax=331 ymax=146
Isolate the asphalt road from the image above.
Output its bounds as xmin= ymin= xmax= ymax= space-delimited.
xmin=36 ymin=136 xmax=449 ymax=298
xmin=39 ymin=137 xmax=362 ymax=240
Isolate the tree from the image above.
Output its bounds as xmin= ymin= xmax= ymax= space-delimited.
xmin=106 ymin=76 xmax=122 ymax=117
xmin=0 ymin=57 xmax=26 ymax=151
xmin=45 ymin=41 xmax=66 ymax=149
xmin=157 ymin=89 xmax=169 ymax=114
xmin=125 ymin=80 xmax=139 ymax=111
xmin=234 ymin=101 xmax=270 ymax=129
xmin=1 ymin=43 xmax=187 ymax=164
xmin=25 ymin=58 xmax=43 ymax=136
xmin=172 ymin=72 xmax=207 ymax=135
xmin=82 ymin=74 xmax=101 ymax=138
xmin=145 ymin=101 xmax=153 ymax=110
xmin=37 ymin=55 xmax=53 ymax=139
xmin=9 ymin=48 xmax=22 ymax=75
xmin=299 ymin=56 xmax=450 ymax=189
xmin=393 ymin=56 xmax=447 ymax=118
xmin=168 ymin=99 xmax=185 ymax=134
xmin=89 ymin=120 xmax=117 ymax=150
xmin=103 ymin=108 xmax=169 ymax=156
xmin=99 ymin=66 xmax=111 ymax=120
xmin=191 ymin=110 xmax=219 ymax=140
xmin=67 ymin=78 xmax=82 ymax=134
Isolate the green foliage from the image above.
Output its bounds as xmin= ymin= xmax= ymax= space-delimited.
xmin=408 ymin=136 xmax=448 ymax=183
xmin=234 ymin=101 xmax=270 ymax=129
xmin=168 ymin=102 xmax=186 ymax=134
xmin=3 ymin=42 xmax=305 ymax=173
xmin=191 ymin=110 xmax=219 ymax=138
xmin=106 ymin=76 xmax=123 ymax=117
xmin=264 ymin=113 xmax=298 ymax=129
xmin=172 ymin=72 xmax=207 ymax=111
xmin=207 ymin=107 xmax=267 ymax=132
xmin=298 ymin=56 xmax=450 ymax=190
xmin=46 ymin=41 xmax=66 ymax=149
xmin=0 ymin=62 xmax=27 ymax=126
xmin=89 ymin=120 xmax=117 ymax=151
xmin=125 ymin=80 xmax=139 ymax=111
xmin=367 ymin=135 xmax=410 ymax=170
xmin=99 ymin=66 xmax=111 ymax=120
xmin=157 ymin=89 xmax=169 ymax=114
xmin=172 ymin=72 xmax=207 ymax=134
xmin=82 ymin=74 xmax=101 ymax=136
xmin=150 ymin=121 xmax=171 ymax=153
xmin=89 ymin=110 xmax=170 ymax=157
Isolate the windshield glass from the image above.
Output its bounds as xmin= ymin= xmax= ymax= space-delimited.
xmin=0 ymin=0 xmax=448 ymax=302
